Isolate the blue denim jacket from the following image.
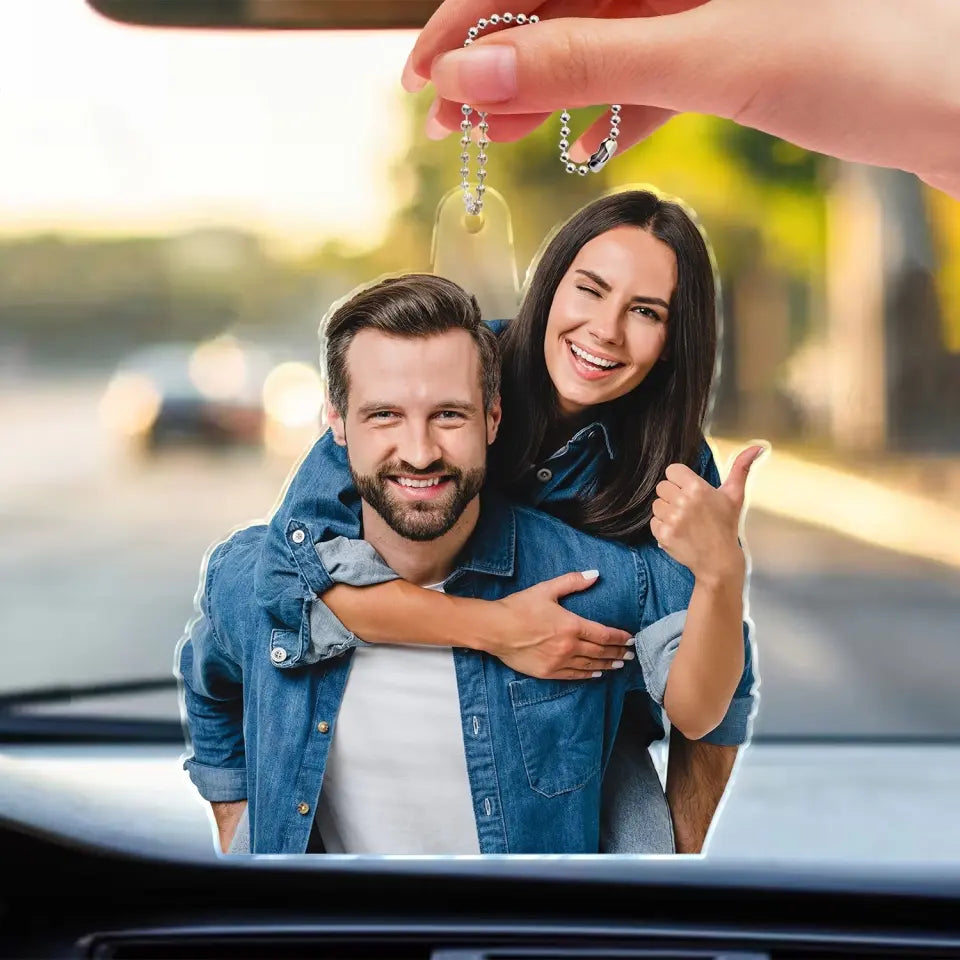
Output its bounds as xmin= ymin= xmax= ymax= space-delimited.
xmin=179 ymin=479 xmax=755 ymax=854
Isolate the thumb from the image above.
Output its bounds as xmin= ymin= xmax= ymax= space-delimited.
xmin=720 ymin=444 xmax=767 ymax=507
xmin=427 ymin=7 xmax=745 ymax=116
xmin=538 ymin=569 xmax=601 ymax=601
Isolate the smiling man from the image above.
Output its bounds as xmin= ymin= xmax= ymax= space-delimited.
xmin=177 ymin=274 xmax=755 ymax=855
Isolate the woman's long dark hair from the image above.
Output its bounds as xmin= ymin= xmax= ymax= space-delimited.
xmin=491 ymin=190 xmax=718 ymax=545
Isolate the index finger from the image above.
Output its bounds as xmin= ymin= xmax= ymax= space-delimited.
xmin=663 ymin=462 xmax=702 ymax=487
xmin=655 ymin=478 xmax=682 ymax=503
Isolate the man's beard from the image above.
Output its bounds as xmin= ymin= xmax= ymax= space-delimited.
xmin=351 ymin=458 xmax=485 ymax=542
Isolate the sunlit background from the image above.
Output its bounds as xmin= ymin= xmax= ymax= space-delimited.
xmin=2 ymin=0 xmax=958 ymax=760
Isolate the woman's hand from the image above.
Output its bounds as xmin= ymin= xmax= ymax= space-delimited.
xmin=323 ymin=573 xmax=634 ymax=680
xmin=493 ymin=570 xmax=637 ymax=680
xmin=650 ymin=444 xmax=765 ymax=585
xmin=404 ymin=0 xmax=960 ymax=199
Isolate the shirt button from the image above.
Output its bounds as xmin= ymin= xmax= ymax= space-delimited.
xmin=536 ymin=468 xmax=552 ymax=482
xmin=297 ymin=802 xmax=310 ymax=816
xmin=271 ymin=647 xmax=288 ymax=664
xmin=317 ymin=721 xmax=330 ymax=734
xmin=290 ymin=529 xmax=306 ymax=544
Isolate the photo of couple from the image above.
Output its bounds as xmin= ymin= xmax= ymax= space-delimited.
xmin=177 ymin=189 xmax=761 ymax=856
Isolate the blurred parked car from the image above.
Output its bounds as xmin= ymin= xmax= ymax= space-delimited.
xmin=99 ymin=337 xmax=325 ymax=456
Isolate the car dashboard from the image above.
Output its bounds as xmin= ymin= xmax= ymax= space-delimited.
xmin=2 ymin=743 xmax=960 ymax=959
xmin=4 ymin=829 xmax=960 ymax=959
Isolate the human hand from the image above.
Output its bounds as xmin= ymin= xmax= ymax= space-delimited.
xmin=650 ymin=444 xmax=766 ymax=583
xmin=494 ymin=570 xmax=636 ymax=679
xmin=404 ymin=0 xmax=960 ymax=199
xmin=405 ymin=0 xmax=703 ymax=157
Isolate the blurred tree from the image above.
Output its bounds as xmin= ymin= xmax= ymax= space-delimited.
xmin=926 ymin=189 xmax=960 ymax=354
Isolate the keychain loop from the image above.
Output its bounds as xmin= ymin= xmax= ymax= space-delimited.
xmin=459 ymin=13 xmax=539 ymax=216
xmin=458 ymin=12 xmax=620 ymax=214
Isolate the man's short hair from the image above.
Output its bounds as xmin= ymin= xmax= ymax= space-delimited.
xmin=324 ymin=273 xmax=501 ymax=414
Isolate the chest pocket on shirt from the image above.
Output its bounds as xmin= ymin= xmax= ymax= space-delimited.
xmin=509 ymin=677 xmax=604 ymax=798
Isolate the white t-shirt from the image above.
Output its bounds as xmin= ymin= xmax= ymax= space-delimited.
xmin=315 ymin=585 xmax=481 ymax=854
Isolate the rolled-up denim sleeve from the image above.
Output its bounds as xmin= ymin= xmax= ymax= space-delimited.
xmin=256 ymin=429 xmax=381 ymax=662
xmin=633 ymin=610 xmax=686 ymax=706
xmin=177 ymin=545 xmax=247 ymax=802
xmin=254 ymin=430 xmax=363 ymax=628
xmin=632 ymin=613 xmax=756 ymax=746
xmin=699 ymin=620 xmax=757 ymax=746
xmin=304 ymin=537 xmax=401 ymax=663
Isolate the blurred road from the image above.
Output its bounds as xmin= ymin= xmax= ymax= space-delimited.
xmin=2 ymin=377 xmax=958 ymax=736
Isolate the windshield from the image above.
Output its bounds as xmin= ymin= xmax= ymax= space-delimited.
xmin=2 ymin=0 xmax=958 ymax=862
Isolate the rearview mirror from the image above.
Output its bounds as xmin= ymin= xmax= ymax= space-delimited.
xmin=87 ymin=0 xmax=442 ymax=29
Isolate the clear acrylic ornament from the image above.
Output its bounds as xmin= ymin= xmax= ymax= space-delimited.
xmin=430 ymin=185 xmax=519 ymax=323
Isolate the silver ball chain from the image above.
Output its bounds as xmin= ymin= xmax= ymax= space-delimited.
xmin=459 ymin=12 xmax=539 ymax=215
xmin=559 ymin=104 xmax=621 ymax=176
xmin=458 ymin=13 xmax=621 ymax=214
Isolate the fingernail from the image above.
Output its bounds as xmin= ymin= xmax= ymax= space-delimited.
xmin=431 ymin=45 xmax=518 ymax=103
xmin=581 ymin=569 xmax=599 ymax=580
xmin=613 ymin=660 xmax=624 ymax=669
xmin=402 ymin=53 xmax=428 ymax=93
xmin=591 ymin=671 xmax=602 ymax=678
xmin=622 ymin=651 xmax=635 ymax=661
xmin=425 ymin=100 xmax=449 ymax=140
xmin=626 ymin=637 xmax=636 ymax=646
xmin=568 ymin=141 xmax=588 ymax=164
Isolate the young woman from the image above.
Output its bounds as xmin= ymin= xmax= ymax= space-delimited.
xmin=254 ymin=189 xmax=757 ymax=853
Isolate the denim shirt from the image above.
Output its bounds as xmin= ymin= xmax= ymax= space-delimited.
xmin=178 ymin=486 xmax=755 ymax=855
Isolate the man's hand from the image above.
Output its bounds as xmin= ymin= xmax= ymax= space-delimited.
xmin=650 ymin=445 xmax=764 ymax=584
xmin=211 ymin=800 xmax=248 ymax=854
xmin=493 ymin=570 xmax=636 ymax=679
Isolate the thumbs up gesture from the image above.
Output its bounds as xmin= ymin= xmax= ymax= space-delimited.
xmin=649 ymin=444 xmax=767 ymax=582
